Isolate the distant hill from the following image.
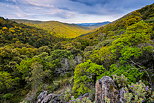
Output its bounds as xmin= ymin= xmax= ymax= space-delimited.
xmin=12 ymin=19 xmax=92 ymax=38
xmin=11 ymin=19 xmax=43 ymax=24
xmin=0 ymin=17 xmax=61 ymax=48
xmin=75 ymin=21 xmax=111 ymax=28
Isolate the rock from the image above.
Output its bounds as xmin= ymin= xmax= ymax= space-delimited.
xmin=95 ymin=76 xmax=118 ymax=103
xmin=36 ymin=92 xmax=62 ymax=103
xmin=37 ymin=91 xmax=48 ymax=103
xmin=82 ymin=93 xmax=89 ymax=98
xmin=41 ymin=93 xmax=53 ymax=103
xmin=54 ymin=58 xmax=73 ymax=76
xmin=75 ymin=55 xmax=82 ymax=64
xmin=77 ymin=93 xmax=89 ymax=100
xmin=119 ymin=88 xmax=126 ymax=103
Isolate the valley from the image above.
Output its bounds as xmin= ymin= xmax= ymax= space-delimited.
xmin=0 ymin=3 xmax=154 ymax=103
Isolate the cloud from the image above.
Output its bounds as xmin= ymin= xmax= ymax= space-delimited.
xmin=0 ymin=0 xmax=153 ymax=23
xmin=70 ymin=0 xmax=108 ymax=6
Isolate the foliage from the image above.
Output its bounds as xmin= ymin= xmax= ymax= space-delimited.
xmin=98 ymin=64 xmax=143 ymax=83
xmin=0 ymin=17 xmax=60 ymax=48
xmin=0 ymin=71 xmax=19 ymax=92
xmin=113 ymin=75 xmax=154 ymax=103
xmin=89 ymin=46 xmax=115 ymax=67
xmin=73 ymin=60 xmax=105 ymax=97
xmin=119 ymin=46 xmax=142 ymax=63
xmin=70 ymin=96 xmax=93 ymax=103
xmin=62 ymin=87 xmax=72 ymax=102
xmin=0 ymin=3 xmax=154 ymax=102
xmin=14 ymin=20 xmax=92 ymax=38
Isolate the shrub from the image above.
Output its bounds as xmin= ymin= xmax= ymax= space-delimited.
xmin=73 ymin=60 xmax=105 ymax=97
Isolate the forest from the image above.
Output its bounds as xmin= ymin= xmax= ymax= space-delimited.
xmin=0 ymin=3 xmax=154 ymax=103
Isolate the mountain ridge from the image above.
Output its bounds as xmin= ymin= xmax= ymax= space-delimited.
xmin=75 ymin=21 xmax=111 ymax=28
xmin=12 ymin=19 xmax=92 ymax=38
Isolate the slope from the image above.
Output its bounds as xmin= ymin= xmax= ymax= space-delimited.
xmin=81 ymin=3 xmax=154 ymax=40
xmin=0 ymin=17 xmax=64 ymax=48
xmin=13 ymin=20 xmax=92 ymax=38
xmin=0 ymin=3 xmax=154 ymax=103
xmin=70 ymin=3 xmax=154 ymax=99
xmin=51 ymin=4 xmax=154 ymax=101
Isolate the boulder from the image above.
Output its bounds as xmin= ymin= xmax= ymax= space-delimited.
xmin=37 ymin=91 xmax=48 ymax=103
xmin=36 ymin=92 xmax=62 ymax=103
xmin=41 ymin=93 xmax=53 ymax=103
xmin=95 ymin=76 xmax=118 ymax=103
xmin=119 ymin=88 xmax=126 ymax=103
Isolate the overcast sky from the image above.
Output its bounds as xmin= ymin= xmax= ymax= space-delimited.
xmin=0 ymin=0 xmax=153 ymax=23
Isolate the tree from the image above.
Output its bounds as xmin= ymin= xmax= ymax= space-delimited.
xmin=0 ymin=71 xmax=19 ymax=92
xmin=73 ymin=60 xmax=105 ymax=97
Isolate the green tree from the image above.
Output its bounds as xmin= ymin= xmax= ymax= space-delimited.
xmin=0 ymin=71 xmax=19 ymax=92
xmin=73 ymin=60 xmax=105 ymax=97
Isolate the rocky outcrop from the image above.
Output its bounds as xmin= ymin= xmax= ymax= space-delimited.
xmin=38 ymin=76 xmax=127 ymax=103
xmin=37 ymin=91 xmax=48 ymax=103
xmin=119 ymin=88 xmax=126 ymax=103
xmin=95 ymin=76 xmax=119 ymax=103
xmin=37 ymin=92 xmax=62 ymax=103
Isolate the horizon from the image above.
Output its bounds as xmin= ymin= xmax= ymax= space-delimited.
xmin=0 ymin=0 xmax=153 ymax=23
xmin=11 ymin=18 xmax=111 ymax=24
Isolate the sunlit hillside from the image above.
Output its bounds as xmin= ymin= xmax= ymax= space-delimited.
xmin=13 ymin=20 xmax=92 ymax=38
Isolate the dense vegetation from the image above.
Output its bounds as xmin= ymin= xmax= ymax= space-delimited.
xmin=13 ymin=20 xmax=92 ymax=38
xmin=0 ymin=3 xmax=154 ymax=103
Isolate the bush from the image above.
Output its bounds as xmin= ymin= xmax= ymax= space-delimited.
xmin=73 ymin=60 xmax=105 ymax=97
xmin=70 ymin=96 xmax=93 ymax=103
xmin=113 ymin=75 xmax=154 ymax=103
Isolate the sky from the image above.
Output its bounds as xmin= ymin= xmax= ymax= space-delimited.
xmin=0 ymin=0 xmax=153 ymax=23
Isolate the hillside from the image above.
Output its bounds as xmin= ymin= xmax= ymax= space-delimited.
xmin=13 ymin=20 xmax=92 ymax=38
xmin=11 ymin=19 xmax=43 ymax=24
xmin=0 ymin=17 xmax=65 ymax=48
xmin=85 ymin=3 xmax=154 ymax=39
xmin=49 ymin=3 xmax=154 ymax=102
xmin=0 ymin=3 xmax=154 ymax=103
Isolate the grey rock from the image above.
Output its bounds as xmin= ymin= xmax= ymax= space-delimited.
xmin=37 ymin=91 xmax=48 ymax=103
xmin=82 ymin=93 xmax=89 ymax=98
xmin=95 ymin=76 xmax=118 ymax=103
xmin=75 ymin=55 xmax=82 ymax=64
xmin=41 ymin=93 xmax=53 ymax=103
xmin=119 ymin=88 xmax=126 ymax=103
xmin=36 ymin=92 xmax=62 ymax=103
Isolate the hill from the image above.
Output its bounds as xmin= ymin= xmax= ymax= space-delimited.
xmin=0 ymin=17 xmax=63 ymax=48
xmin=52 ymin=3 xmax=154 ymax=102
xmin=0 ymin=3 xmax=154 ymax=103
xmin=13 ymin=19 xmax=92 ymax=38
xmin=11 ymin=19 xmax=43 ymax=24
